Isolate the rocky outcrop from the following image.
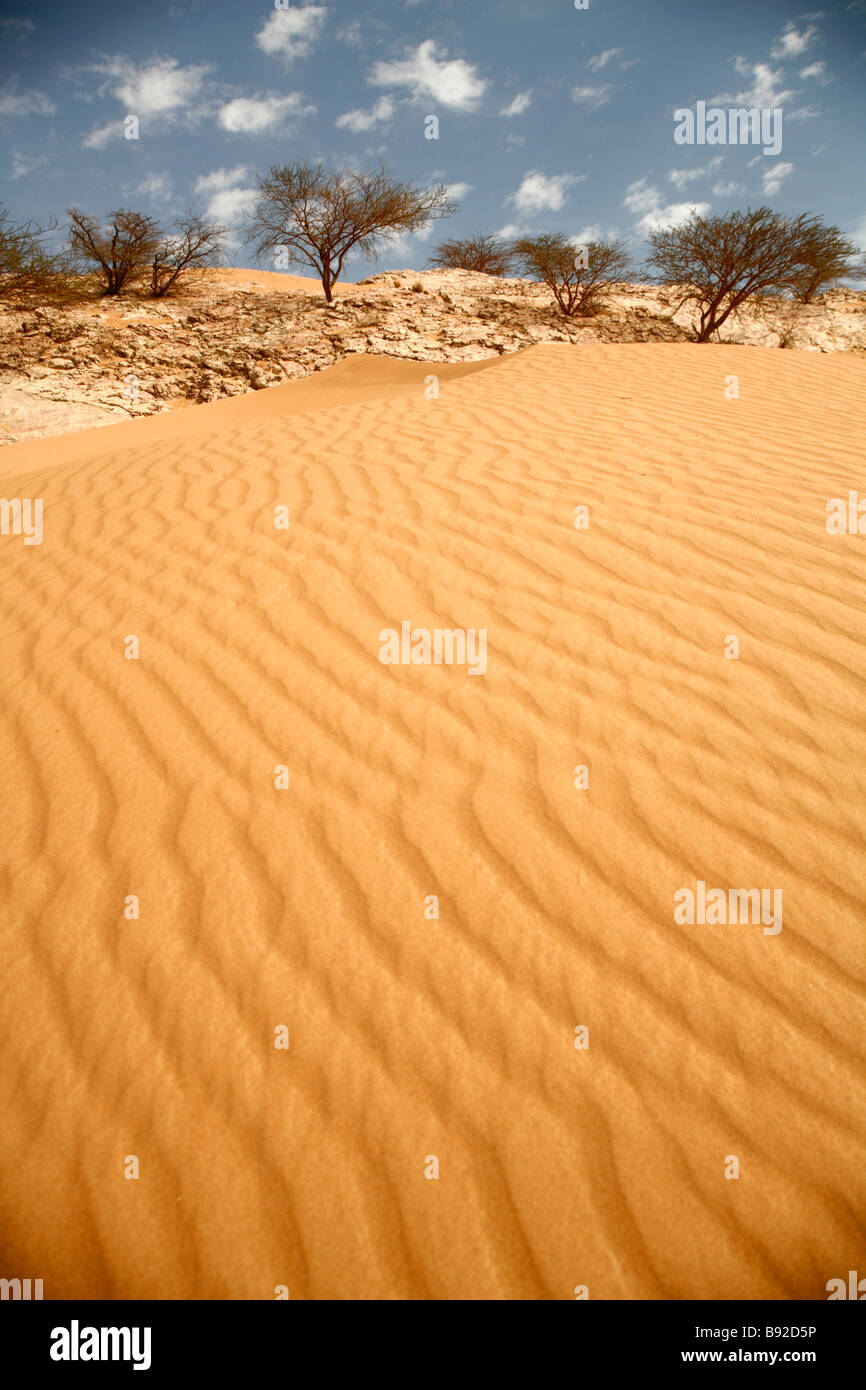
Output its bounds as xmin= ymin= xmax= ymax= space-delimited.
xmin=1 ymin=269 xmax=863 ymax=444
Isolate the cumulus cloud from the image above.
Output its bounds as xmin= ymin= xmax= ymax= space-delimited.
xmin=499 ymin=90 xmax=532 ymax=117
xmin=623 ymin=178 xmax=709 ymax=235
xmin=255 ymin=6 xmax=328 ymax=64
xmin=195 ymin=165 xmax=256 ymax=224
xmin=510 ymin=170 xmax=585 ymax=214
xmin=369 ymin=39 xmax=487 ymax=111
xmin=218 ymin=92 xmax=314 ymax=133
xmin=335 ymin=95 xmax=395 ymax=131
xmin=770 ymin=22 xmax=820 ymax=60
xmin=87 ymin=55 xmax=211 ymax=115
xmin=571 ymin=84 xmax=612 ymax=110
xmin=712 ymin=57 xmax=795 ymax=110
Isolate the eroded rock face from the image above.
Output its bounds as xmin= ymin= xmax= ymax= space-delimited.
xmin=1 ymin=269 xmax=863 ymax=444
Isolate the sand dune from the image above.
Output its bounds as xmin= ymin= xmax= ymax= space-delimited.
xmin=1 ymin=342 xmax=865 ymax=1300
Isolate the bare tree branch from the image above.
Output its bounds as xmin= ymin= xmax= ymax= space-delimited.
xmin=245 ymin=161 xmax=459 ymax=301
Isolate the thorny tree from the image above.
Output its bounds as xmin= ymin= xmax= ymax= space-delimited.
xmin=149 ymin=213 xmax=227 ymax=297
xmin=67 ymin=207 xmax=162 ymax=296
xmin=510 ymin=234 xmax=633 ymax=316
xmin=428 ymin=233 xmax=515 ymax=276
xmin=784 ymin=221 xmax=863 ymax=304
xmin=246 ymin=161 xmax=459 ymax=301
xmin=0 ymin=206 xmax=76 ymax=304
xmin=646 ymin=207 xmax=857 ymax=340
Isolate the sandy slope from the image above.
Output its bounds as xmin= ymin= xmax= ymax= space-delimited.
xmin=1 ymin=343 xmax=864 ymax=1301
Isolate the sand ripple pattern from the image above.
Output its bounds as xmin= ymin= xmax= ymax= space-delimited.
xmin=1 ymin=344 xmax=864 ymax=1299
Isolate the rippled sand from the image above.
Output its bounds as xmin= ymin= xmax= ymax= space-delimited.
xmin=1 ymin=343 xmax=864 ymax=1299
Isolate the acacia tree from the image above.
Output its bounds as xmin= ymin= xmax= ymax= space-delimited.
xmin=67 ymin=207 xmax=162 ymax=295
xmin=246 ymin=161 xmax=459 ymax=301
xmin=784 ymin=221 xmax=863 ymax=303
xmin=428 ymin=233 xmax=514 ymax=276
xmin=646 ymin=207 xmax=853 ymax=341
xmin=149 ymin=212 xmax=227 ymax=297
xmin=510 ymin=234 xmax=632 ymax=316
xmin=0 ymin=206 xmax=76 ymax=303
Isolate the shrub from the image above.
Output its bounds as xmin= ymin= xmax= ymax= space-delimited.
xmin=510 ymin=233 xmax=632 ymax=316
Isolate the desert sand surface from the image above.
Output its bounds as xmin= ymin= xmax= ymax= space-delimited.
xmin=1 ymin=342 xmax=864 ymax=1300
xmin=4 ymin=269 xmax=863 ymax=450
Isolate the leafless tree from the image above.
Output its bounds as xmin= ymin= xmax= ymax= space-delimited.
xmin=510 ymin=234 xmax=633 ymax=316
xmin=149 ymin=212 xmax=228 ymax=296
xmin=646 ymin=207 xmax=852 ymax=341
xmin=428 ymin=233 xmax=515 ymax=276
xmin=0 ymin=206 xmax=77 ymax=303
xmin=67 ymin=207 xmax=162 ymax=296
xmin=246 ymin=161 xmax=459 ymax=301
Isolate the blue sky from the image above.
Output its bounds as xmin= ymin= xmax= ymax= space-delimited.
xmin=1 ymin=0 xmax=864 ymax=275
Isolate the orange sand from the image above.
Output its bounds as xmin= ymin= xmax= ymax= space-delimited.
xmin=1 ymin=343 xmax=864 ymax=1299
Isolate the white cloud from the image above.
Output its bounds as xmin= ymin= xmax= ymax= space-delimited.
xmin=761 ymin=160 xmax=794 ymax=195
xmin=446 ymin=181 xmax=472 ymax=202
xmin=571 ymin=224 xmax=601 ymax=243
xmin=571 ymin=84 xmax=612 ymax=110
xmin=82 ymin=120 xmax=124 ymax=149
xmin=369 ymin=39 xmax=487 ymax=111
xmin=134 ymin=172 xmax=173 ymax=201
xmin=510 ymin=170 xmax=585 ymax=214
xmin=770 ymin=22 xmax=819 ymax=60
xmin=0 ymin=83 xmax=55 ymax=116
xmin=713 ymin=58 xmax=795 ymax=109
xmin=800 ymin=60 xmax=829 ymax=83
xmin=712 ymin=180 xmax=746 ymax=198
xmin=667 ymin=157 xmax=724 ymax=189
xmin=623 ymin=178 xmax=709 ymax=235
xmin=256 ymin=6 xmax=328 ymax=64
xmin=0 ymin=16 xmax=34 ymax=35
xmin=218 ymin=92 xmax=314 ymax=133
xmin=499 ymin=90 xmax=532 ymax=117
xmin=195 ymin=166 xmax=256 ymax=225
xmin=10 ymin=151 xmax=47 ymax=179
xmin=88 ymin=55 xmax=211 ymax=115
xmin=337 ymin=20 xmax=362 ymax=47
xmin=335 ymin=95 xmax=395 ymax=131
xmin=587 ymin=48 xmax=622 ymax=72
